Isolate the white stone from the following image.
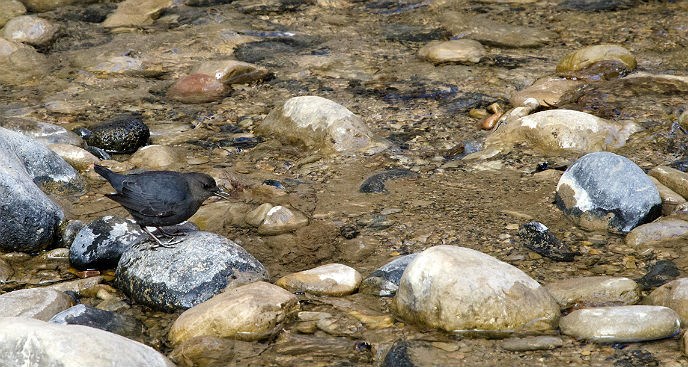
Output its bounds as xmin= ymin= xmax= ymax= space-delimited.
xmin=393 ymin=245 xmax=560 ymax=332
xmin=418 ymin=39 xmax=485 ymax=64
xmin=0 ymin=288 xmax=73 ymax=320
xmin=276 ymin=263 xmax=363 ymax=296
xmin=3 ymin=15 xmax=58 ymax=46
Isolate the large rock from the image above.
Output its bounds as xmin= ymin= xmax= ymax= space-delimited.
xmin=0 ymin=127 xmax=83 ymax=252
xmin=555 ymin=152 xmax=661 ymax=233
xmin=0 ymin=317 xmax=174 ymax=366
xmin=483 ymin=110 xmax=641 ymax=154
xmin=392 ymin=245 xmax=560 ymax=333
xmin=116 ymin=231 xmax=269 ymax=311
xmin=0 ymin=37 xmax=49 ymax=85
xmin=559 ymin=305 xmax=680 ymax=342
xmin=168 ymin=281 xmax=299 ymax=345
xmin=0 ymin=288 xmax=73 ymax=320
xmin=545 ymin=276 xmax=640 ymax=309
xmin=69 ymin=216 xmax=148 ymax=270
xmin=256 ymin=96 xmax=389 ymax=155
xmin=646 ymin=278 xmax=688 ymax=326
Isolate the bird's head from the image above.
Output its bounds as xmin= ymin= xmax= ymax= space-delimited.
xmin=188 ymin=173 xmax=232 ymax=200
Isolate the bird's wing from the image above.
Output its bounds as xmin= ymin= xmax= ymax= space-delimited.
xmin=107 ymin=176 xmax=189 ymax=218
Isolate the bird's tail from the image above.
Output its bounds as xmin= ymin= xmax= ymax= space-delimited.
xmin=94 ymin=164 xmax=114 ymax=180
xmin=94 ymin=164 xmax=124 ymax=192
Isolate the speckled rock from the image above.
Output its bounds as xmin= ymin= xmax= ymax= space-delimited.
xmin=0 ymin=127 xmax=83 ymax=252
xmin=102 ymin=0 xmax=173 ymax=28
xmin=0 ymin=0 xmax=26 ymax=28
xmin=116 ymin=231 xmax=268 ymax=311
xmin=49 ymin=304 xmax=143 ymax=340
xmin=257 ymin=205 xmax=309 ymax=235
xmin=0 ymin=37 xmax=49 ymax=84
xmin=484 ymin=110 xmax=641 ymax=154
xmin=510 ymin=76 xmax=584 ymax=107
xmin=556 ymin=44 xmax=636 ymax=79
xmin=393 ymin=245 xmax=560 ymax=332
xmin=194 ymin=59 xmax=270 ymax=85
xmin=646 ymin=278 xmax=688 ymax=326
xmin=276 ymin=263 xmax=363 ymax=296
xmin=0 ymin=288 xmax=73 ymax=320
xmin=649 ymin=166 xmax=688 ymax=200
xmin=0 ymin=117 xmax=83 ymax=146
xmin=48 ymin=144 xmax=100 ymax=171
xmin=625 ymin=217 xmax=688 ymax=247
xmin=256 ymin=96 xmax=389 ymax=155
xmin=79 ymin=114 xmax=150 ymax=154
xmin=418 ymin=39 xmax=485 ymax=64
xmin=545 ymin=276 xmax=640 ymax=309
xmin=167 ymin=73 xmax=228 ymax=103
xmin=555 ymin=152 xmax=661 ymax=233
xmin=360 ymin=254 xmax=417 ymax=296
xmin=649 ymin=176 xmax=686 ymax=215
xmin=3 ymin=15 xmax=58 ymax=46
xmin=169 ymin=281 xmax=299 ymax=344
xmin=559 ymin=305 xmax=680 ymax=342
xmin=69 ymin=216 xmax=148 ymax=270
xmin=0 ymin=317 xmax=174 ymax=366
xmin=128 ymin=144 xmax=185 ymax=170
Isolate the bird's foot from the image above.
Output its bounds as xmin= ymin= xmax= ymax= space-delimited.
xmin=143 ymin=227 xmax=185 ymax=249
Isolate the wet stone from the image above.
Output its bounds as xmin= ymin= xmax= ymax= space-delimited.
xmin=169 ymin=281 xmax=299 ymax=344
xmin=80 ymin=114 xmax=150 ymax=154
xmin=383 ymin=24 xmax=450 ymax=43
xmin=49 ymin=304 xmax=143 ymax=340
xmin=0 ymin=117 xmax=84 ymax=146
xmin=555 ymin=152 xmax=661 ymax=233
xmin=360 ymin=254 xmax=417 ymax=296
xmin=559 ymin=0 xmax=636 ymax=11
xmin=0 ymin=37 xmax=49 ymax=84
xmin=0 ymin=317 xmax=174 ymax=367
xmin=393 ymin=245 xmax=560 ymax=333
xmin=3 ymin=16 xmax=59 ymax=47
xmin=649 ymin=166 xmax=688 ymax=200
xmin=518 ymin=221 xmax=576 ymax=262
xmin=69 ymin=216 xmax=148 ymax=271
xmin=276 ymin=263 xmax=362 ymax=296
xmin=382 ymin=340 xmax=416 ymax=367
xmin=625 ymin=218 xmax=688 ymax=247
xmin=167 ymin=73 xmax=228 ymax=104
xmin=128 ymin=145 xmax=184 ymax=170
xmin=0 ymin=0 xmax=26 ymax=28
xmin=500 ymin=336 xmax=564 ymax=351
xmin=360 ymin=169 xmax=418 ymax=193
xmin=48 ymin=144 xmax=100 ymax=172
xmin=545 ymin=276 xmax=640 ymax=310
xmin=649 ymin=176 xmax=686 ymax=216
xmin=637 ymin=260 xmax=680 ymax=291
xmin=418 ymin=39 xmax=485 ymax=65
xmin=559 ymin=305 xmax=680 ymax=343
xmin=440 ymin=12 xmax=555 ymax=48
xmin=441 ymin=92 xmax=500 ymax=114
xmin=646 ymin=278 xmax=688 ymax=326
xmin=102 ymin=0 xmax=173 ymax=28
xmin=510 ymin=77 xmax=584 ymax=108
xmin=116 ymin=231 xmax=269 ymax=311
xmin=556 ymin=44 xmax=636 ymax=80
xmin=257 ymin=205 xmax=309 ymax=235
xmin=0 ymin=288 xmax=73 ymax=321
xmin=234 ymin=37 xmax=321 ymax=65
xmin=194 ymin=60 xmax=271 ymax=85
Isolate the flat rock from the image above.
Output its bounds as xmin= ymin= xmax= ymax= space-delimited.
xmin=500 ymin=336 xmax=564 ymax=351
xmin=0 ymin=288 xmax=73 ymax=321
xmin=194 ymin=59 xmax=270 ymax=85
xmin=276 ymin=263 xmax=362 ymax=296
xmin=440 ymin=12 xmax=555 ymax=48
xmin=102 ymin=0 xmax=173 ymax=28
xmin=116 ymin=231 xmax=269 ymax=311
xmin=625 ymin=217 xmax=688 ymax=247
xmin=256 ymin=95 xmax=389 ymax=155
xmin=0 ymin=317 xmax=174 ymax=366
xmin=545 ymin=276 xmax=640 ymax=309
xmin=418 ymin=39 xmax=485 ymax=64
xmin=638 ymin=260 xmax=680 ymax=291
xmin=559 ymin=305 xmax=680 ymax=342
xmin=49 ymin=304 xmax=143 ymax=340
xmin=0 ymin=0 xmax=26 ymax=28
xmin=257 ymin=205 xmax=309 ymax=235
xmin=510 ymin=76 xmax=584 ymax=108
xmin=3 ymin=15 xmax=58 ymax=46
xmin=555 ymin=152 xmax=661 ymax=233
xmin=0 ymin=37 xmax=49 ymax=84
xmin=360 ymin=254 xmax=417 ymax=296
xmin=169 ymin=281 xmax=299 ymax=344
xmin=649 ymin=166 xmax=688 ymax=200
xmin=69 ymin=216 xmax=148 ymax=270
xmin=392 ymin=245 xmax=560 ymax=333
xmin=646 ymin=278 xmax=688 ymax=326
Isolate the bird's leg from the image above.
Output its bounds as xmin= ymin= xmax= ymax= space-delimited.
xmin=143 ymin=227 xmax=183 ymax=248
xmin=155 ymin=226 xmax=187 ymax=238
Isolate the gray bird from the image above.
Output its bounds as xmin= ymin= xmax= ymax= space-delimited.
xmin=94 ymin=164 xmax=230 ymax=245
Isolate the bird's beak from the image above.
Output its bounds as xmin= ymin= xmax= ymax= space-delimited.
xmin=213 ymin=187 xmax=232 ymax=200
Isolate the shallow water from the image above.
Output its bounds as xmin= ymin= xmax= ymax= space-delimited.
xmin=3 ymin=0 xmax=688 ymax=365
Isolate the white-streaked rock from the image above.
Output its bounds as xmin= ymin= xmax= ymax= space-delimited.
xmin=276 ymin=263 xmax=363 ymax=296
xmin=545 ymin=276 xmax=640 ymax=309
xmin=559 ymin=305 xmax=680 ymax=342
xmin=392 ymin=245 xmax=560 ymax=332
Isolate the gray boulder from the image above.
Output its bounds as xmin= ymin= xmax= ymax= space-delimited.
xmin=69 ymin=216 xmax=148 ymax=270
xmin=360 ymin=254 xmax=417 ymax=296
xmin=555 ymin=152 xmax=661 ymax=233
xmin=0 ymin=127 xmax=83 ymax=252
xmin=116 ymin=231 xmax=269 ymax=311
xmin=50 ymin=304 xmax=143 ymax=340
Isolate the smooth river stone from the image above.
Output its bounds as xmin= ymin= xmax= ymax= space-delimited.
xmin=556 ymin=44 xmax=636 ymax=74
xmin=646 ymin=278 xmax=688 ymax=326
xmin=649 ymin=176 xmax=686 ymax=215
xmin=0 ymin=288 xmax=73 ymax=321
xmin=418 ymin=39 xmax=485 ymax=64
xmin=510 ymin=76 xmax=584 ymax=108
xmin=102 ymin=0 xmax=173 ymax=28
xmin=393 ymin=245 xmax=560 ymax=333
xmin=545 ymin=276 xmax=640 ymax=309
xmin=3 ymin=15 xmax=58 ymax=46
xmin=0 ymin=0 xmax=26 ymax=28
xmin=559 ymin=305 xmax=680 ymax=342
xmin=168 ymin=281 xmax=299 ymax=344
xmin=276 ymin=263 xmax=363 ymax=296
xmin=625 ymin=217 xmax=688 ymax=247
xmin=649 ymin=166 xmax=688 ymax=200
